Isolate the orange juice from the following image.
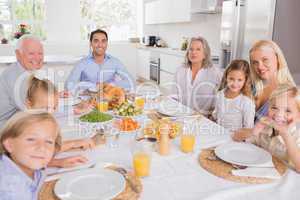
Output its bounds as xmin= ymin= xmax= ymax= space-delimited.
xmin=96 ymin=101 xmax=108 ymax=112
xmin=180 ymin=135 xmax=195 ymax=153
xmin=133 ymin=152 xmax=151 ymax=177
xmin=135 ymin=96 xmax=145 ymax=109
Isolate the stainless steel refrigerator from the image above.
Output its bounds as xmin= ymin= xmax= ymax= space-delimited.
xmin=219 ymin=0 xmax=300 ymax=84
xmin=220 ymin=0 xmax=276 ymax=67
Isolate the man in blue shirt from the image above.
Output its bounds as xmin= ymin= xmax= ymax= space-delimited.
xmin=65 ymin=29 xmax=135 ymax=93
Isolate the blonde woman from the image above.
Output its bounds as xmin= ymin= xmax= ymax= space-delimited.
xmin=250 ymin=40 xmax=295 ymax=118
xmin=174 ymin=36 xmax=222 ymax=115
xmin=233 ymin=40 xmax=296 ymax=141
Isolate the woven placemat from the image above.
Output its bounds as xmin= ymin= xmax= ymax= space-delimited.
xmin=39 ymin=167 xmax=142 ymax=200
xmin=199 ymin=148 xmax=287 ymax=184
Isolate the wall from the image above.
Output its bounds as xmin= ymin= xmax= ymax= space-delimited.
xmin=143 ymin=0 xmax=222 ymax=56
xmin=273 ymin=0 xmax=300 ymax=84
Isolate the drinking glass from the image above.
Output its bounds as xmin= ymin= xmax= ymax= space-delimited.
xmin=131 ymin=140 xmax=153 ymax=177
xmin=104 ymin=127 xmax=120 ymax=148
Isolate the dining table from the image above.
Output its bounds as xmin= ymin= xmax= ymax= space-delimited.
xmin=48 ymin=100 xmax=300 ymax=200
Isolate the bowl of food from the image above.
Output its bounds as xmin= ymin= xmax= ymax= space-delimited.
xmin=78 ymin=110 xmax=113 ymax=136
xmin=143 ymin=118 xmax=182 ymax=140
xmin=114 ymin=101 xmax=143 ymax=118
xmin=114 ymin=117 xmax=141 ymax=133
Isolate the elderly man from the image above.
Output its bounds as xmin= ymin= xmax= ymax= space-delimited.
xmin=0 ymin=34 xmax=44 ymax=127
xmin=65 ymin=29 xmax=135 ymax=92
xmin=0 ymin=35 xmax=90 ymax=168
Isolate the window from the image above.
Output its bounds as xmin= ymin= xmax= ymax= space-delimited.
xmin=80 ymin=0 xmax=139 ymax=41
xmin=0 ymin=0 xmax=46 ymax=43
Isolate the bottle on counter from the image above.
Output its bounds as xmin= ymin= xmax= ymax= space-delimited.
xmin=181 ymin=37 xmax=189 ymax=51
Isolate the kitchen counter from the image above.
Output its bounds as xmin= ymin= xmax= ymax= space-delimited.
xmin=136 ymin=44 xmax=220 ymax=61
xmin=136 ymin=45 xmax=186 ymax=57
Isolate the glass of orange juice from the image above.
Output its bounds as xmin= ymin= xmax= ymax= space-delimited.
xmin=96 ymin=100 xmax=109 ymax=112
xmin=134 ymin=95 xmax=145 ymax=109
xmin=180 ymin=134 xmax=196 ymax=153
xmin=132 ymin=141 xmax=152 ymax=177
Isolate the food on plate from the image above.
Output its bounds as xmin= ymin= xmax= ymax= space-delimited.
xmin=73 ymin=101 xmax=93 ymax=115
xmin=143 ymin=118 xmax=182 ymax=139
xmin=117 ymin=117 xmax=140 ymax=132
xmin=115 ymin=101 xmax=142 ymax=116
xmin=79 ymin=110 xmax=113 ymax=123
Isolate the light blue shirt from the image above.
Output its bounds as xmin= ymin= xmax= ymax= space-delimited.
xmin=65 ymin=53 xmax=135 ymax=92
xmin=0 ymin=154 xmax=45 ymax=200
xmin=0 ymin=62 xmax=29 ymax=128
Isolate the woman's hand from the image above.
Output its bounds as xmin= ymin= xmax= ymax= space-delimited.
xmin=48 ymin=155 xmax=88 ymax=168
xmin=231 ymin=128 xmax=252 ymax=142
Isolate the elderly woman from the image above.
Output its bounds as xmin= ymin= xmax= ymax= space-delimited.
xmin=233 ymin=40 xmax=296 ymax=141
xmin=174 ymin=36 xmax=222 ymax=115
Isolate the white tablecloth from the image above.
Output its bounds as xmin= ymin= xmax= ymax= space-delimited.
xmin=53 ymin=115 xmax=300 ymax=200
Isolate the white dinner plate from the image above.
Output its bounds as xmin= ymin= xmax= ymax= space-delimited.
xmin=157 ymin=97 xmax=194 ymax=117
xmin=214 ymin=142 xmax=272 ymax=167
xmin=54 ymin=168 xmax=126 ymax=200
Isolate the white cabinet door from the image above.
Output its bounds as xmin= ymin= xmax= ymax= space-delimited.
xmin=145 ymin=0 xmax=191 ymax=24
xmin=160 ymin=54 xmax=184 ymax=74
xmin=145 ymin=1 xmax=159 ymax=24
xmin=171 ymin=0 xmax=191 ymax=22
xmin=137 ymin=49 xmax=150 ymax=80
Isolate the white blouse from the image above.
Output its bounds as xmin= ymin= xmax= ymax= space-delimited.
xmin=212 ymin=89 xmax=256 ymax=132
xmin=174 ymin=65 xmax=222 ymax=115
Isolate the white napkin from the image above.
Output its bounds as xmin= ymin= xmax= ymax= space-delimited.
xmin=232 ymin=167 xmax=281 ymax=179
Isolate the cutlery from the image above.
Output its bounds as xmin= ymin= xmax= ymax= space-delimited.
xmin=45 ymin=163 xmax=96 ymax=182
xmin=136 ymin=135 xmax=157 ymax=142
xmin=206 ymin=152 xmax=247 ymax=169
xmin=113 ymin=167 xmax=140 ymax=193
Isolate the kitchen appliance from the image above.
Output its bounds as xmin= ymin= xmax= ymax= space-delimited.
xmin=149 ymin=57 xmax=160 ymax=84
xmin=220 ymin=0 xmax=276 ymax=68
xmin=142 ymin=35 xmax=157 ymax=46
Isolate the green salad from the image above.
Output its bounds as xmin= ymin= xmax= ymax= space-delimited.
xmin=79 ymin=110 xmax=113 ymax=123
xmin=115 ymin=101 xmax=142 ymax=116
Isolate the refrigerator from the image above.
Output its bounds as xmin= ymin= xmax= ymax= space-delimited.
xmin=220 ymin=0 xmax=276 ymax=67
xmin=219 ymin=0 xmax=300 ymax=85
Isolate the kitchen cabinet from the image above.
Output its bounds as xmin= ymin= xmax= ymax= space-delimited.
xmin=160 ymin=53 xmax=184 ymax=74
xmin=145 ymin=1 xmax=158 ymax=24
xmin=190 ymin=0 xmax=222 ymax=14
xmin=137 ymin=49 xmax=151 ymax=80
xmin=145 ymin=0 xmax=190 ymax=24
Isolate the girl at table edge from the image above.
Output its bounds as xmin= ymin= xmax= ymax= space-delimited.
xmin=232 ymin=40 xmax=296 ymax=141
xmin=25 ymin=73 xmax=95 ymax=168
xmin=242 ymin=84 xmax=300 ymax=172
xmin=0 ymin=111 xmax=60 ymax=200
xmin=173 ymin=36 xmax=222 ymax=116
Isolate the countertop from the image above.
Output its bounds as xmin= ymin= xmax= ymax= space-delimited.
xmin=136 ymin=44 xmax=220 ymax=60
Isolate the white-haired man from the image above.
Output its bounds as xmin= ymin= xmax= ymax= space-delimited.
xmin=0 ymin=35 xmax=89 ymax=168
xmin=0 ymin=34 xmax=44 ymax=127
